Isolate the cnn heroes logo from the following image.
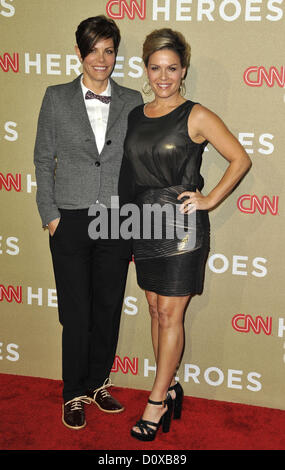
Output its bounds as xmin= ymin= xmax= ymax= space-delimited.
xmin=232 ymin=315 xmax=285 ymax=365
xmin=1 ymin=172 xmax=278 ymax=218
xmin=0 ymin=245 xmax=269 ymax=281
xmin=0 ymin=253 xmax=269 ymax=306
xmin=0 ymin=343 xmax=138 ymax=374
xmin=0 ymin=130 xmax=275 ymax=193
xmin=1 ymin=53 xmax=284 ymax=89
xmin=0 ymin=342 xmax=19 ymax=361
xmin=244 ymin=66 xmax=285 ymax=88
xmin=1 ymin=119 xmax=275 ymax=154
xmin=0 ymin=52 xmax=143 ymax=78
xmin=0 ymin=121 xmax=17 ymax=141
xmin=106 ymin=0 xmax=284 ymax=21
xmin=144 ymin=359 xmax=262 ymax=392
xmin=113 ymin=356 xmax=263 ymax=393
xmin=0 ymin=285 xmax=139 ymax=313
xmin=237 ymin=195 xmax=279 ymax=215
xmin=152 ymin=0 xmax=284 ymax=22
xmin=0 ymin=340 xmax=263 ymax=393
xmin=208 ymin=254 xmax=267 ymax=277
xmin=1 ymin=0 xmax=283 ymax=22
xmin=232 ymin=314 xmax=285 ymax=338
xmin=0 ymin=236 xmax=19 ymax=255
xmin=0 ymin=0 xmax=14 ymax=17
xmin=0 ymin=250 xmax=269 ymax=307
xmin=1 ymin=54 xmax=285 ymax=87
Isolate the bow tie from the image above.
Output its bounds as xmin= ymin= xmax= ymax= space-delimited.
xmin=85 ymin=90 xmax=111 ymax=104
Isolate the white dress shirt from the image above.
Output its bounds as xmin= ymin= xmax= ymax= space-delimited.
xmin=80 ymin=77 xmax=111 ymax=154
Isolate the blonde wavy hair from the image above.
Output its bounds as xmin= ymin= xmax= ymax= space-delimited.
xmin=142 ymin=28 xmax=191 ymax=78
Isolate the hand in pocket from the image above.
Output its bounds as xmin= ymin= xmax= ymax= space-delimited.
xmin=48 ymin=217 xmax=61 ymax=237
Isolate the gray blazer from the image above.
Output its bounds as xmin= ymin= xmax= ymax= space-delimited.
xmin=34 ymin=75 xmax=143 ymax=226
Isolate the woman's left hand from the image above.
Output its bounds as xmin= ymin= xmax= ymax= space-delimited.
xmin=177 ymin=190 xmax=214 ymax=213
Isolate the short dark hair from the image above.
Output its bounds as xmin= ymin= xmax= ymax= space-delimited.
xmin=75 ymin=15 xmax=121 ymax=60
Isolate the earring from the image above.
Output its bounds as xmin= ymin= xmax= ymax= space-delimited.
xmin=142 ymin=81 xmax=153 ymax=95
xmin=179 ymin=79 xmax=186 ymax=97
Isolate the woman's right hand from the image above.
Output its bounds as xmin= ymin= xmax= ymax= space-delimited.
xmin=48 ymin=217 xmax=60 ymax=236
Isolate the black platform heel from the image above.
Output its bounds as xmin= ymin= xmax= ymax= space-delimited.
xmin=130 ymin=394 xmax=173 ymax=441
xmin=168 ymin=382 xmax=184 ymax=420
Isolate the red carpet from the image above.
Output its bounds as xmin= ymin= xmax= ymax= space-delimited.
xmin=1 ymin=373 xmax=284 ymax=451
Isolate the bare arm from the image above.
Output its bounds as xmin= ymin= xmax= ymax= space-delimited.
xmin=178 ymin=104 xmax=252 ymax=211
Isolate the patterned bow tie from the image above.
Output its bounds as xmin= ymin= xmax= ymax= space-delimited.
xmin=85 ymin=90 xmax=111 ymax=104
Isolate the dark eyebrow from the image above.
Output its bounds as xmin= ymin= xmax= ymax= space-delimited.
xmin=91 ymin=46 xmax=115 ymax=52
xmin=149 ymin=63 xmax=178 ymax=66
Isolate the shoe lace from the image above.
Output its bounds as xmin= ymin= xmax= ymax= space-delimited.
xmin=93 ymin=377 xmax=113 ymax=400
xmin=66 ymin=395 xmax=92 ymax=411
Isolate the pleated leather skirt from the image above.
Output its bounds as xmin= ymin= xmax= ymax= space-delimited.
xmin=133 ymin=185 xmax=210 ymax=296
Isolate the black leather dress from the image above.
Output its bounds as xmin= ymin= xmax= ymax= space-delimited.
xmin=118 ymin=100 xmax=210 ymax=296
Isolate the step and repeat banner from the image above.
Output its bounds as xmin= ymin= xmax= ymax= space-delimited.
xmin=1 ymin=0 xmax=284 ymax=410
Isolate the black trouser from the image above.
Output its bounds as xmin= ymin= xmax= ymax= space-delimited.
xmin=49 ymin=208 xmax=129 ymax=403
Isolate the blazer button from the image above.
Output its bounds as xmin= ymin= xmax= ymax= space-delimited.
xmin=95 ymin=161 xmax=100 ymax=167
xmin=106 ymin=140 xmax=112 ymax=145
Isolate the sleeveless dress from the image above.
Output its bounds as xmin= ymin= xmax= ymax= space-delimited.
xmin=119 ymin=100 xmax=210 ymax=296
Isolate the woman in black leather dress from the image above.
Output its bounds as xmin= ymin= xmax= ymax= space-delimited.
xmin=119 ymin=28 xmax=251 ymax=441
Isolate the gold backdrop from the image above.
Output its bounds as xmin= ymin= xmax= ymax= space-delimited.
xmin=1 ymin=0 xmax=284 ymax=410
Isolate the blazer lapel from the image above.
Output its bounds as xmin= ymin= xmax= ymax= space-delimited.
xmin=68 ymin=76 xmax=126 ymax=154
xmin=107 ymin=78 xmax=126 ymax=134
xmin=70 ymin=75 xmax=99 ymax=155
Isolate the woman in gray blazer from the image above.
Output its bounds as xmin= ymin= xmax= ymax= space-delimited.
xmin=34 ymin=15 xmax=142 ymax=430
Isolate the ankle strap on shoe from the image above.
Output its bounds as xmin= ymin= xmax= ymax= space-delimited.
xmin=168 ymin=382 xmax=182 ymax=391
xmin=168 ymin=384 xmax=176 ymax=391
xmin=148 ymin=397 xmax=167 ymax=407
